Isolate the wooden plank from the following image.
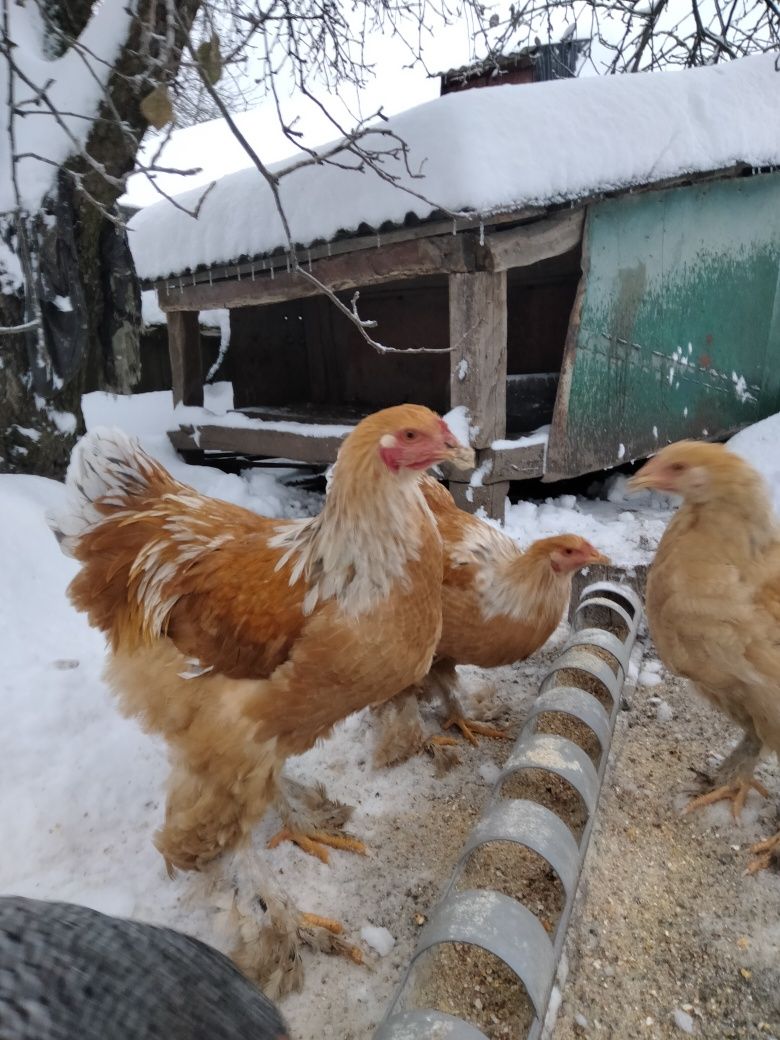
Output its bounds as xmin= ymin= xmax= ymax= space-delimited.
xmin=168 ymin=310 xmax=203 ymax=407
xmin=546 ymin=174 xmax=779 ymax=481
xmin=169 ymin=424 xmax=349 ymax=465
xmin=543 ymin=218 xmax=589 ymax=483
xmin=489 ymin=441 xmax=546 ymax=481
xmin=449 ymin=270 xmax=508 ymax=449
xmin=439 ymin=441 xmax=545 ymax=484
xmin=160 ymin=235 xmax=476 ymax=312
xmin=449 ymin=480 xmax=509 ymax=520
xmin=483 ymin=210 xmax=585 ymax=272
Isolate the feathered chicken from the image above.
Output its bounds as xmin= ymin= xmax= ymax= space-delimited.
xmin=630 ymin=441 xmax=780 ymax=873
xmin=373 ymin=475 xmax=609 ymax=766
xmin=50 ymin=405 xmax=473 ymax=991
xmin=0 ymin=896 xmax=288 ymax=1040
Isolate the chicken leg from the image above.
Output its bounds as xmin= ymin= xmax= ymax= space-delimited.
xmin=372 ymin=693 xmax=460 ymax=769
xmin=746 ymin=831 xmax=780 ymax=874
xmin=684 ymin=731 xmax=767 ymax=823
xmin=268 ymin=775 xmax=367 ymax=863
xmin=207 ymin=847 xmax=363 ymax=999
xmin=433 ymin=661 xmax=509 ymax=747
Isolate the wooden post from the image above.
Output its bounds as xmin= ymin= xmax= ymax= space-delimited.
xmin=168 ymin=310 xmax=203 ymax=407
xmin=448 ymin=270 xmax=509 ymax=518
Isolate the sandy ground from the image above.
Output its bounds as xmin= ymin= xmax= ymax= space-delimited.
xmin=280 ymin=611 xmax=780 ymax=1040
xmin=552 ymin=630 xmax=780 ymax=1040
xmin=279 ymin=653 xmax=547 ymax=1039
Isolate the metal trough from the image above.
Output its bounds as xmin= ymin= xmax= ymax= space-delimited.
xmin=375 ymin=580 xmax=643 ymax=1040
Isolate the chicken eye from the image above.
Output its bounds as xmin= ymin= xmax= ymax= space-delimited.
xmin=403 ymin=430 xmax=418 ymax=441
xmin=670 ymin=462 xmax=686 ymax=472
xmin=565 ymin=548 xmax=574 ymax=555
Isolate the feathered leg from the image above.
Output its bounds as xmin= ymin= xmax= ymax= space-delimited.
xmin=267 ymin=775 xmax=367 ymax=862
xmin=162 ymin=753 xmax=363 ymax=995
xmin=684 ymin=729 xmax=767 ymax=822
xmin=431 ymin=659 xmax=509 ymax=746
xmin=372 ymin=691 xmax=460 ymax=772
xmin=203 ymin=846 xmax=363 ymax=999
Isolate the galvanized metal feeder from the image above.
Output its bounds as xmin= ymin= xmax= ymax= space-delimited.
xmin=375 ymin=580 xmax=643 ymax=1040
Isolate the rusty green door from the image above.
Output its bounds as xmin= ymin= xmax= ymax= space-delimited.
xmin=546 ymin=173 xmax=780 ymax=479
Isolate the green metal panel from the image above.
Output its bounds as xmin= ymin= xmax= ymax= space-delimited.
xmin=546 ymin=173 xmax=780 ymax=478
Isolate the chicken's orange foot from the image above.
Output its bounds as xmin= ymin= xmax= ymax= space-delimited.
xmin=298 ymin=912 xmax=364 ymax=964
xmin=268 ymin=827 xmax=367 ymax=864
xmin=684 ymin=777 xmax=769 ymax=823
xmin=745 ymin=831 xmax=780 ymax=875
xmin=443 ymin=716 xmax=510 ymax=747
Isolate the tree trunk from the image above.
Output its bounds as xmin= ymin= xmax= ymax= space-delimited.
xmin=0 ymin=0 xmax=201 ymax=478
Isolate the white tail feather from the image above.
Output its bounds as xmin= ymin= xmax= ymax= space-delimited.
xmin=48 ymin=426 xmax=156 ymax=556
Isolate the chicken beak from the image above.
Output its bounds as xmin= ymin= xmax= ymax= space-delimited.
xmin=627 ymin=460 xmax=658 ymax=492
xmin=589 ymin=549 xmax=611 ymax=566
xmin=445 ymin=442 xmax=476 ymax=471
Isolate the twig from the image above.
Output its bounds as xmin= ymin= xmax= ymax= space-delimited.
xmin=0 ymin=318 xmax=40 ymax=335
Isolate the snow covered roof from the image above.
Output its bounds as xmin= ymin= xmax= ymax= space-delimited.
xmin=128 ymin=53 xmax=780 ymax=282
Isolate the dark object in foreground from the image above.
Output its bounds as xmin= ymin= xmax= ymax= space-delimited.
xmin=0 ymin=896 xmax=289 ymax=1039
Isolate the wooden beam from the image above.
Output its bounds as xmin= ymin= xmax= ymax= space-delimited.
xmin=169 ymin=423 xmax=349 ymax=465
xmin=449 ymin=480 xmax=509 ymax=520
xmin=168 ymin=310 xmax=203 ymax=407
xmin=544 ymin=214 xmax=591 ymax=483
xmin=438 ymin=440 xmax=545 ymax=484
xmin=144 ymin=207 xmax=546 ymax=292
xmin=160 ymin=234 xmax=476 ymax=312
xmin=489 ymin=441 xmax=546 ymax=481
xmin=449 ymin=270 xmax=508 ymax=449
xmin=482 ymin=209 xmax=585 ymax=272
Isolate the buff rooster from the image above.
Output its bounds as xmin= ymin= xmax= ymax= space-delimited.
xmin=50 ymin=405 xmax=473 ymax=993
xmin=630 ymin=440 xmax=780 ymax=873
xmin=373 ymin=475 xmax=609 ymax=766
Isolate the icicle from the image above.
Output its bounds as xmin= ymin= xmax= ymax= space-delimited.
xmin=479 ymin=221 xmax=485 ymax=247
xmin=208 ymin=269 xmax=213 ymax=286
xmin=307 ymin=249 xmax=313 ymax=272
xmin=452 ymin=217 xmax=457 ymax=236
xmin=236 ymin=265 xmax=242 ymax=281
xmin=191 ymin=272 xmax=196 ymax=286
xmin=178 ymin=277 xmax=183 ymax=293
xmin=327 ymin=242 xmax=332 ymax=257
xmin=261 ymin=258 xmax=266 ymax=270
xmin=286 ymin=254 xmax=291 ymax=274
xmin=251 ymin=263 xmax=256 ymax=281
xmin=270 ymin=264 xmax=275 ymax=280
xmin=376 ymin=232 xmax=381 ymax=249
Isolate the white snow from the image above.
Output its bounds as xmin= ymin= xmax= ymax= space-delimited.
xmin=443 ymin=404 xmax=474 ymax=448
xmin=141 ymin=289 xmax=167 ymax=328
xmin=501 ymin=472 xmax=674 ymax=568
xmin=128 ymin=54 xmax=780 ymax=281
xmin=0 ymin=3 xmax=134 ymax=213
xmin=729 ymin=412 xmax=780 ymax=513
xmin=491 ymin=425 xmax=550 ymax=451
xmin=360 ymin=925 xmax=396 ymax=956
xmin=673 ymin=1008 xmax=696 ymax=1034
xmin=655 ymin=700 xmax=674 ymax=723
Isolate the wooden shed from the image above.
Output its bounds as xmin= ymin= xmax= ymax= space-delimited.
xmin=131 ymin=53 xmax=780 ymax=519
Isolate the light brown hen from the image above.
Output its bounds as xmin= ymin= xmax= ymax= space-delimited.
xmin=50 ymin=405 xmax=473 ymax=992
xmin=373 ymin=475 xmax=609 ymax=766
xmin=631 ymin=440 xmax=780 ymax=873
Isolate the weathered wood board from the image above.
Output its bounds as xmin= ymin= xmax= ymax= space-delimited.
xmin=546 ymin=173 xmax=780 ymax=479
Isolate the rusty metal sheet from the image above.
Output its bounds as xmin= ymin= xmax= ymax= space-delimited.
xmin=546 ymin=172 xmax=780 ymax=479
